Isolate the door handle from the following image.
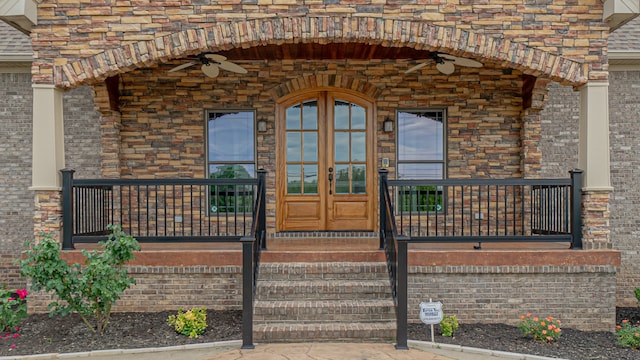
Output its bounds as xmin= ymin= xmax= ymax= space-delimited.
xmin=328 ymin=168 xmax=333 ymax=195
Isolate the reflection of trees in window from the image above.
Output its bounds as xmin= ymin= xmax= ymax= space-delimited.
xmin=209 ymin=164 xmax=254 ymax=213
xmin=398 ymin=185 xmax=443 ymax=212
xmin=207 ymin=111 xmax=255 ymax=214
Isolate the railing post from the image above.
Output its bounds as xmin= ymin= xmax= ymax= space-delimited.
xmin=257 ymin=169 xmax=267 ymax=250
xmin=379 ymin=169 xmax=389 ymax=250
xmin=240 ymin=237 xmax=255 ymax=349
xmin=396 ymin=235 xmax=409 ymax=350
xmin=570 ymin=169 xmax=583 ymax=249
xmin=61 ymin=168 xmax=75 ymax=250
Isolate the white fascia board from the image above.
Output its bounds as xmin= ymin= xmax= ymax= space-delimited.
xmin=609 ymin=51 xmax=640 ymax=60
xmin=0 ymin=53 xmax=32 ymax=62
xmin=603 ymin=0 xmax=640 ymax=31
xmin=0 ymin=0 xmax=39 ymax=34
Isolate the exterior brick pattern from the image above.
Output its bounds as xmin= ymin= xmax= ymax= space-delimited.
xmin=408 ymin=265 xmax=617 ymax=332
xmin=541 ymin=71 xmax=640 ymax=306
xmin=608 ymin=71 xmax=640 ymax=306
xmin=0 ymin=72 xmax=100 ymax=257
xmin=27 ymin=265 xmax=243 ymax=313
xmin=0 ymin=73 xmax=34 ymax=264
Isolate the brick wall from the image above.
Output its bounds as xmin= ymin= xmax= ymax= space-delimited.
xmin=540 ymin=83 xmax=580 ymax=178
xmin=27 ymin=265 xmax=243 ymax=313
xmin=408 ymin=265 xmax=617 ymax=332
xmin=540 ymin=71 xmax=640 ymax=305
xmin=608 ymin=71 xmax=640 ymax=306
xmin=0 ymin=73 xmax=33 ymax=279
xmin=0 ymin=71 xmax=100 ymax=288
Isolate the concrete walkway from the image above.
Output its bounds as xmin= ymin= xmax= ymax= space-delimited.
xmin=0 ymin=340 xmax=563 ymax=360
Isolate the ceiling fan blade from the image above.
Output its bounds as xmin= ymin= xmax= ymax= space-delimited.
xmin=204 ymin=54 xmax=227 ymax=62
xmin=201 ymin=63 xmax=220 ymax=78
xmin=439 ymin=54 xmax=483 ymax=68
xmin=216 ymin=60 xmax=248 ymax=74
xmin=168 ymin=61 xmax=198 ymax=73
xmin=405 ymin=62 xmax=429 ymax=74
xmin=436 ymin=61 xmax=455 ymax=75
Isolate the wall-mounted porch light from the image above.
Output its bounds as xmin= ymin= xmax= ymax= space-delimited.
xmin=257 ymin=118 xmax=267 ymax=133
xmin=383 ymin=117 xmax=394 ymax=133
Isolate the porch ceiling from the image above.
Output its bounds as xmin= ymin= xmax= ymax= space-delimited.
xmin=216 ymin=43 xmax=435 ymax=61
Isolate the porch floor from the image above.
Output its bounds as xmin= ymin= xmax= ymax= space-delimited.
xmin=65 ymin=235 xmax=606 ymax=268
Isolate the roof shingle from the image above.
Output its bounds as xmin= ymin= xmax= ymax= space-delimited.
xmin=609 ymin=16 xmax=640 ymax=52
xmin=0 ymin=21 xmax=31 ymax=55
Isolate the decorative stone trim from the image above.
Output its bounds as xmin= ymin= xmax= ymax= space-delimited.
xmin=53 ymin=17 xmax=586 ymax=88
xmin=269 ymin=74 xmax=382 ymax=100
xmin=582 ymin=190 xmax=612 ymax=249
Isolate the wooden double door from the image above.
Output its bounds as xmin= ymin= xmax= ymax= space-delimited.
xmin=276 ymin=90 xmax=376 ymax=231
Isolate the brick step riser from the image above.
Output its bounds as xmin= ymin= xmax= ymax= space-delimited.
xmin=253 ymin=325 xmax=396 ymax=342
xmin=254 ymin=260 xmax=395 ymax=342
xmin=257 ymin=272 xmax=389 ymax=281
xmin=256 ymin=283 xmax=392 ymax=300
xmin=254 ymin=313 xmax=396 ymax=323
xmin=253 ymin=303 xmax=395 ymax=322
xmin=258 ymin=263 xmax=388 ymax=275
xmin=260 ymin=251 xmax=386 ymax=263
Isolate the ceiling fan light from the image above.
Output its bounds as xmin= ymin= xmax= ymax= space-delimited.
xmin=201 ymin=64 xmax=220 ymax=78
xmin=436 ymin=62 xmax=455 ymax=75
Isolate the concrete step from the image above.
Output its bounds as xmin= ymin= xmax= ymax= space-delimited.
xmin=253 ymin=299 xmax=396 ymax=322
xmin=256 ymin=279 xmax=392 ymax=300
xmin=253 ymin=322 xmax=397 ymax=342
xmin=258 ymin=262 xmax=389 ymax=280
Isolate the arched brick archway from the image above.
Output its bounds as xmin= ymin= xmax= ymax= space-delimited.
xmin=54 ymin=16 xmax=586 ymax=88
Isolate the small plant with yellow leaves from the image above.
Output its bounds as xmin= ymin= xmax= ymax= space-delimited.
xmin=167 ymin=308 xmax=207 ymax=338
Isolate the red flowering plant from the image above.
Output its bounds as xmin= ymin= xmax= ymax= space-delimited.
xmin=616 ymin=319 xmax=640 ymax=349
xmin=518 ymin=313 xmax=562 ymax=343
xmin=0 ymin=286 xmax=28 ymax=351
xmin=0 ymin=287 xmax=28 ymax=333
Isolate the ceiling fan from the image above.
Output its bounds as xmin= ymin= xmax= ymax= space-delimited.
xmin=168 ymin=53 xmax=248 ymax=78
xmin=405 ymin=53 xmax=483 ymax=75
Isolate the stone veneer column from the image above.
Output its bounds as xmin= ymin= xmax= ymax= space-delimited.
xmin=520 ymin=78 xmax=551 ymax=178
xmin=31 ymin=84 xmax=65 ymax=239
xmin=93 ymin=83 xmax=122 ymax=178
xmin=578 ymin=81 xmax=613 ymax=249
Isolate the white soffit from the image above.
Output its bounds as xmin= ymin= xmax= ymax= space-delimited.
xmin=0 ymin=0 xmax=38 ymax=34
xmin=604 ymin=0 xmax=640 ymax=31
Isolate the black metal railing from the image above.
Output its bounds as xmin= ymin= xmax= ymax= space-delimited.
xmin=379 ymin=169 xmax=584 ymax=350
xmin=385 ymin=170 xmax=583 ymax=249
xmin=61 ymin=168 xmax=267 ymax=349
xmin=61 ymin=169 xmax=267 ymax=248
xmin=240 ymin=169 xmax=266 ymax=349
xmin=379 ymin=169 xmax=409 ymax=350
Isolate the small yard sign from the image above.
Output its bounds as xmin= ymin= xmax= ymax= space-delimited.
xmin=419 ymin=301 xmax=443 ymax=325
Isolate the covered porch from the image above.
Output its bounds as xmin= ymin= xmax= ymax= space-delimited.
xmin=25 ymin=16 xmax=620 ymax=344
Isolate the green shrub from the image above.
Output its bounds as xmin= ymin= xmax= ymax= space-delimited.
xmin=440 ymin=314 xmax=459 ymax=337
xmin=634 ymin=288 xmax=640 ymax=303
xmin=518 ymin=313 xmax=562 ymax=343
xmin=616 ymin=320 xmax=640 ymax=349
xmin=19 ymin=225 xmax=140 ymax=334
xmin=167 ymin=308 xmax=207 ymax=338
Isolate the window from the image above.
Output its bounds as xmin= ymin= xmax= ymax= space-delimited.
xmin=207 ymin=111 xmax=255 ymax=213
xmin=397 ymin=110 xmax=445 ymax=212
